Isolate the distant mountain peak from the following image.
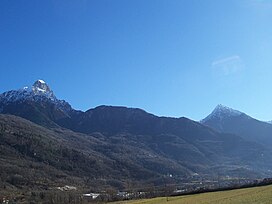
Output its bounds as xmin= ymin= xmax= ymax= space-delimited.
xmin=201 ymin=104 xmax=243 ymax=123
xmin=214 ymin=104 xmax=240 ymax=113
xmin=0 ymin=79 xmax=74 ymax=111
xmin=0 ymin=80 xmax=50 ymax=102
xmin=31 ymin=79 xmax=54 ymax=98
xmin=33 ymin=79 xmax=48 ymax=90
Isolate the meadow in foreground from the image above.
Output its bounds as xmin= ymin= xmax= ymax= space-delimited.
xmin=114 ymin=185 xmax=272 ymax=204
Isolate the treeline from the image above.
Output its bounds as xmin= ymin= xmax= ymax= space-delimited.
xmin=170 ymin=178 xmax=272 ymax=197
xmin=2 ymin=178 xmax=272 ymax=204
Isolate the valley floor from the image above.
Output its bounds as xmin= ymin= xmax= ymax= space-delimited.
xmin=114 ymin=184 xmax=272 ymax=204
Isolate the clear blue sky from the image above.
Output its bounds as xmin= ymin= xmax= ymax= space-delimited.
xmin=1 ymin=0 xmax=272 ymax=121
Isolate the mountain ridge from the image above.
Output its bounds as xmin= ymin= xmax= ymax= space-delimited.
xmin=201 ymin=104 xmax=272 ymax=147
xmin=1 ymin=80 xmax=272 ymax=192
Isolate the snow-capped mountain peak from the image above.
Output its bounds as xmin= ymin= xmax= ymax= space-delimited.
xmin=31 ymin=79 xmax=55 ymax=99
xmin=0 ymin=80 xmax=74 ymax=114
xmin=33 ymin=79 xmax=50 ymax=91
xmin=0 ymin=80 xmax=56 ymax=103
xmin=201 ymin=104 xmax=243 ymax=123
xmin=214 ymin=104 xmax=242 ymax=115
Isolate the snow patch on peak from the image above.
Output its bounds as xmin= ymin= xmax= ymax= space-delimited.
xmin=38 ymin=79 xmax=45 ymax=84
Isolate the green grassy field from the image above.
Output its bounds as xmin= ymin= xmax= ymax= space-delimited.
xmin=114 ymin=185 xmax=272 ymax=204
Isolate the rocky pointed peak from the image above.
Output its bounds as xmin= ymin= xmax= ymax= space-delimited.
xmin=0 ymin=79 xmax=73 ymax=114
xmin=201 ymin=104 xmax=243 ymax=123
xmin=29 ymin=79 xmax=56 ymax=100
xmin=32 ymin=79 xmax=51 ymax=93
xmin=213 ymin=104 xmax=241 ymax=114
xmin=0 ymin=79 xmax=57 ymax=103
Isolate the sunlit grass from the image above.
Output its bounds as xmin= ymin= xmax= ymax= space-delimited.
xmin=114 ymin=185 xmax=272 ymax=204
